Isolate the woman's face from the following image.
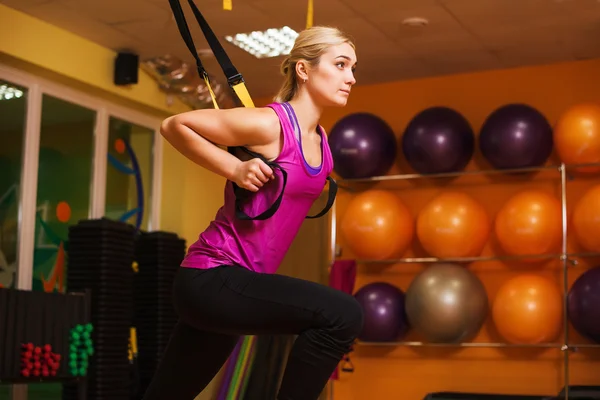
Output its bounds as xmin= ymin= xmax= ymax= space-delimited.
xmin=306 ymin=42 xmax=357 ymax=107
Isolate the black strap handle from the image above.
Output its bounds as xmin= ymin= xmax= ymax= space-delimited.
xmin=232 ymin=147 xmax=288 ymax=221
xmin=306 ymin=177 xmax=337 ymax=219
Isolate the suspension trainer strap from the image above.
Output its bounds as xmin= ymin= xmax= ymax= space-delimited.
xmin=167 ymin=0 xmax=336 ymax=220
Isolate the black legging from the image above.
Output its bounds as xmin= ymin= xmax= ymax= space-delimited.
xmin=141 ymin=264 xmax=364 ymax=400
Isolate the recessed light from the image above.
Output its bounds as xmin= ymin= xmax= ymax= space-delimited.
xmin=224 ymin=26 xmax=299 ymax=59
xmin=402 ymin=17 xmax=429 ymax=27
xmin=0 ymin=84 xmax=24 ymax=101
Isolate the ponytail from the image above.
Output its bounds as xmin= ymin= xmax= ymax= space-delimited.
xmin=274 ymin=57 xmax=297 ymax=103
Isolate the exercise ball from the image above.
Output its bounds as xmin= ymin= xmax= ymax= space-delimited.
xmin=405 ymin=263 xmax=488 ymax=343
xmin=329 ymin=113 xmax=397 ymax=179
xmin=402 ymin=106 xmax=474 ymax=174
xmin=354 ymin=282 xmax=408 ymax=342
xmin=554 ymin=103 xmax=600 ymax=173
xmin=416 ymin=191 xmax=490 ymax=258
xmin=479 ymin=103 xmax=553 ymax=169
xmin=494 ymin=190 xmax=562 ymax=258
xmin=568 ymin=266 xmax=600 ymax=343
xmin=492 ymin=274 xmax=562 ymax=344
xmin=340 ymin=190 xmax=414 ymax=260
xmin=572 ymin=184 xmax=600 ymax=252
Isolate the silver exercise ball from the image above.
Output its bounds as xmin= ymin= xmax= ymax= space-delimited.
xmin=405 ymin=263 xmax=489 ymax=343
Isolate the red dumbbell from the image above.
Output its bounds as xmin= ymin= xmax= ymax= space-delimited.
xmin=21 ymin=343 xmax=34 ymax=352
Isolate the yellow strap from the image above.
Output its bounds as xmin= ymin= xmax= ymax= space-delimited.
xmin=231 ymin=82 xmax=255 ymax=108
xmin=204 ymin=74 xmax=255 ymax=109
xmin=204 ymin=75 xmax=220 ymax=109
xmin=223 ymin=0 xmax=232 ymax=10
xmin=306 ymin=0 xmax=313 ymax=28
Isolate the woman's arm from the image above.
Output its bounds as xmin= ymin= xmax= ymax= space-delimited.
xmin=160 ymin=107 xmax=280 ymax=191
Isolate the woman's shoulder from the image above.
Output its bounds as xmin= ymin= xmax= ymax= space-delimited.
xmin=224 ymin=105 xmax=282 ymax=140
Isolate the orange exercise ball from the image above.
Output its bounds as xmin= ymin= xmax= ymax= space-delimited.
xmin=416 ymin=191 xmax=490 ymax=258
xmin=340 ymin=190 xmax=414 ymax=260
xmin=492 ymin=274 xmax=563 ymax=344
xmin=572 ymin=184 xmax=600 ymax=252
xmin=554 ymin=103 xmax=600 ymax=173
xmin=495 ymin=190 xmax=562 ymax=258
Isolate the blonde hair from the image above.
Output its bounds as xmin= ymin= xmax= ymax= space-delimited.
xmin=274 ymin=26 xmax=355 ymax=103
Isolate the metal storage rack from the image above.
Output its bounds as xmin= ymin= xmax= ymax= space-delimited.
xmin=327 ymin=161 xmax=600 ymax=400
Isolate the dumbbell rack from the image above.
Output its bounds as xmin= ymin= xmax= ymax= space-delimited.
xmin=328 ymin=161 xmax=600 ymax=400
xmin=0 ymin=286 xmax=91 ymax=398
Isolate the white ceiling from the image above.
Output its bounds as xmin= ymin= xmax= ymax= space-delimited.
xmin=3 ymin=0 xmax=600 ymax=99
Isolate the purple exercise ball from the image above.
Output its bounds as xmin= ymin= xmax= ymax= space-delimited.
xmin=479 ymin=103 xmax=554 ymax=169
xmin=568 ymin=266 xmax=600 ymax=343
xmin=401 ymin=106 xmax=475 ymax=174
xmin=329 ymin=113 xmax=397 ymax=179
xmin=354 ymin=282 xmax=409 ymax=342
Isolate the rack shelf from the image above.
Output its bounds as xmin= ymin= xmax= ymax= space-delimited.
xmin=357 ymin=341 xmax=600 ymax=350
xmin=354 ymin=251 xmax=600 ymax=266
xmin=339 ymin=164 xmax=559 ymax=185
xmin=336 ymin=161 xmax=600 ymax=186
xmin=569 ymin=344 xmax=600 ymax=349
xmin=357 ymin=341 xmax=564 ymax=349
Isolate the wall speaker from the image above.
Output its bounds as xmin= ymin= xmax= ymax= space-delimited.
xmin=114 ymin=52 xmax=139 ymax=86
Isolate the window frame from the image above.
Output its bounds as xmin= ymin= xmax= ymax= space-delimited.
xmin=0 ymin=62 xmax=163 ymax=287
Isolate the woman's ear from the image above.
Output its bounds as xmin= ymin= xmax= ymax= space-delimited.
xmin=295 ymin=59 xmax=309 ymax=82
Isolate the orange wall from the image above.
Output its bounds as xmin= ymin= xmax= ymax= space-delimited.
xmin=293 ymin=58 xmax=600 ymax=399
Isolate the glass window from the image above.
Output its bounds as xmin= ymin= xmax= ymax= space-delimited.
xmin=0 ymin=80 xmax=27 ymax=290
xmin=105 ymin=116 xmax=155 ymax=231
xmin=32 ymin=94 xmax=96 ymax=293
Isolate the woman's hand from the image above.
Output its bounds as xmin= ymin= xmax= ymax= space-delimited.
xmin=232 ymin=158 xmax=274 ymax=192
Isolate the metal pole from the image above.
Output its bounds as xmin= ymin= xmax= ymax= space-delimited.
xmin=559 ymin=163 xmax=569 ymax=400
xmin=328 ymin=198 xmax=337 ymax=400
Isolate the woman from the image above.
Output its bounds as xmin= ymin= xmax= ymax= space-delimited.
xmin=143 ymin=26 xmax=363 ymax=400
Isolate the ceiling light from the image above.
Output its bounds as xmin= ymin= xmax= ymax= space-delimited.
xmin=225 ymin=26 xmax=299 ymax=59
xmin=402 ymin=17 xmax=429 ymax=27
xmin=0 ymin=84 xmax=24 ymax=101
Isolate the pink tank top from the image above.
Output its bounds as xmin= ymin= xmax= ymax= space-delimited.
xmin=181 ymin=102 xmax=335 ymax=274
